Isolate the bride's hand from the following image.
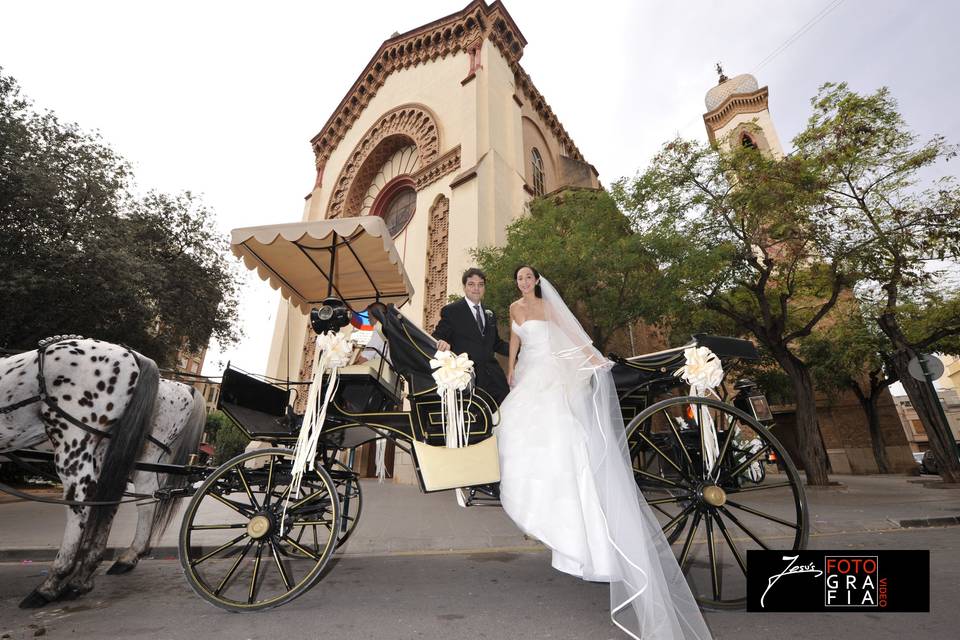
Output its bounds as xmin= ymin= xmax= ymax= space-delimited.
xmin=508 ymin=370 xmax=515 ymax=387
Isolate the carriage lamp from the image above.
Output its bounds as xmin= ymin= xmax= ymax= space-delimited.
xmin=310 ymin=297 xmax=352 ymax=334
xmin=732 ymin=378 xmax=774 ymax=423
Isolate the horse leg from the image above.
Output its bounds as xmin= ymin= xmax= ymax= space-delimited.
xmin=61 ymin=503 xmax=117 ymax=599
xmin=107 ymin=470 xmax=159 ymax=574
xmin=19 ymin=495 xmax=86 ymax=607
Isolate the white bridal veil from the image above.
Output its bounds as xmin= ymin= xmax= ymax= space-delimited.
xmin=539 ymin=276 xmax=712 ymax=640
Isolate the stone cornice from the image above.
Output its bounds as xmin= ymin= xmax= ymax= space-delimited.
xmin=513 ymin=66 xmax=585 ymax=162
xmin=413 ymin=145 xmax=462 ymax=190
xmin=703 ymin=86 xmax=770 ymax=143
xmin=311 ymin=0 xmax=526 ymax=170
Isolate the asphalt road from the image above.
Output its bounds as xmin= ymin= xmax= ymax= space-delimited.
xmin=0 ymin=526 xmax=955 ymax=640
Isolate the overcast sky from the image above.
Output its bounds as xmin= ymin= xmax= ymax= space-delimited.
xmin=3 ymin=0 xmax=959 ymax=376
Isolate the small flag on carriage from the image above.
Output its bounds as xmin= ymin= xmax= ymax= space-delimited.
xmin=350 ymin=310 xmax=374 ymax=331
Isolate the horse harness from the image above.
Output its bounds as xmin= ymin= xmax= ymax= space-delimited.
xmin=0 ymin=339 xmax=171 ymax=455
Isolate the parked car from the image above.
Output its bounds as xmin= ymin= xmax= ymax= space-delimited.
xmin=913 ymin=451 xmax=927 ymax=474
xmin=920 ymin=448 xmax=960 ymax=475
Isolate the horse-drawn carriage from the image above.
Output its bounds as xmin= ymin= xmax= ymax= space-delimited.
xmin=1 ymin=216 xmax=807 ymax=613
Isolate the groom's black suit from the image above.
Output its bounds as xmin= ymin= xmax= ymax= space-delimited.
xmin=432 ymin=298 xmax=510 ymax=404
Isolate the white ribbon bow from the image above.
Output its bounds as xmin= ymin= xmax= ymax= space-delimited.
xmin=429 ymin=350 xmax=474 ymax=449
xmin=676 ymin=346 xmax=724 ymax=476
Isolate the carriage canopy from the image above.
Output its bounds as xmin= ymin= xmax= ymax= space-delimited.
xmin=230 ymin=217 xmax=415 ymax=314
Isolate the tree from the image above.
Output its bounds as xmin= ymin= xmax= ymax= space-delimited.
xmin=614 ymin=139 xmax=851 ymax=486
xmin=0 ymin=68 xmax=240 ymax=366
xmin=800 ymin=302 xmax=898 ymax=473
xmin=792 ymin=83 xmax=960 ymax=482
xmin=472 ymin=189 xmax=658 ymax=352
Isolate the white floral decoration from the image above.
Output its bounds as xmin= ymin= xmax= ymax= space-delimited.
xmin=676 ymin=346 xmax=724 ymax=390
xmin=315 ymin=330 xmax=354 ymax=370
xmin=430 ymin=349 xmax=475 ymax=449
xmin=430 ymin=350 xmax=474 ymax=392
xmin=677 ymin=345 xmax=725 ymax=478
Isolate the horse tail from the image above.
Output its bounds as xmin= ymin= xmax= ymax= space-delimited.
xmin=150 ymin=386 xmax=206 ymax=543
xmin=86 ymin=351 xmax=159 ymax=538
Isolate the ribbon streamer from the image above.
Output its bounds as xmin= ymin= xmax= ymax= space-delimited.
xmin=675 ymin=346 xmax=724 ymax=477
xmin=283 ymin=330 xmax=353 ymax=533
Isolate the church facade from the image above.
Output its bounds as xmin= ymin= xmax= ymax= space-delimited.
xmin=266 ymin=0 xmax=599 ymax=386
xmin=264 ymin=1 xmax=598 ymax=482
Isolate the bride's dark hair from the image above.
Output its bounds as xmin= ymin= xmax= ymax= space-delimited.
xmin=513 ymin=265 xmax=542 ymax=298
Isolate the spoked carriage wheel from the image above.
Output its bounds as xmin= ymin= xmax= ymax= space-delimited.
xmin=627 ymin=396 xmax=808 ymax=610
xmin=178 ymin=448 xmax=340 ymax=612
xmin=328 ymin=458 xmax=363 ymax=548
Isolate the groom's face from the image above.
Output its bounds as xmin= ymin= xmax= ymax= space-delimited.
xmin=463 ymin=275 xmax=485 ymax=305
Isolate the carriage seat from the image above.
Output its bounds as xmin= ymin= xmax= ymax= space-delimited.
xmin=370 ymin=304 xmax=439 ymax=392
xmin=609 ymin=334 xmax=760 ymax=391
xmin=335 ymin=356 xmax=403 ymax=413
xmin=338 ymin=356 xmax=399 ymax=390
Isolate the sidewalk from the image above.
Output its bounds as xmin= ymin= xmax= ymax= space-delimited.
xmin=1 ymin=474 xmax=958 ymax=561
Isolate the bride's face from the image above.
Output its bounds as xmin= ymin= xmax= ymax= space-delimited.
xmin=516 ymin=267 xmax=537 ymax=295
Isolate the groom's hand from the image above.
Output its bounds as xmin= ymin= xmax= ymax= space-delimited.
xmin=436 ymin=339 xmax=451 ymax=352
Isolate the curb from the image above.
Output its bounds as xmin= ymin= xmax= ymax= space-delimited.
xmin=0 ymin=546 xmax=180 ymax=564
xmin=0 ymin=545 xmax=548 ymax=564
xmin=897 ymin=515 xmax=960 ymax=528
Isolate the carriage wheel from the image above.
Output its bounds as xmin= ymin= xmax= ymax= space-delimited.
xmin=328 ymin=459 xmax=363 ymax=548
xmin=178 ymin=448 xmax=340 ymax=612
xmin=627 ymin=396 xmax=808 ymax=610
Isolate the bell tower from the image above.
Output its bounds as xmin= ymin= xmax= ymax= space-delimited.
xmin=703 ymin=64 xmax=784 ymax=158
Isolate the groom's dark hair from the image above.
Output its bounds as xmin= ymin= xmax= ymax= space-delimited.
xmin=462 ymin=267 xmax=486 ymax=285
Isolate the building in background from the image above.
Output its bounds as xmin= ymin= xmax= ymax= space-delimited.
xmin=702 ymin=69 xmax=914 ymax=474
xmin=170 ymin=341 xmax=219 ymax=413
xmin=893 ymin=354 xmax=960 ymax=453
xmin=264 ymin=1 xmax=600 ymax=483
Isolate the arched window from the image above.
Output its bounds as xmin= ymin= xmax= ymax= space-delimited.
xmin=380 ymin=186 xmax=416 ymax=236
xmin=741 ymin=133 xmax=756 ymax=149
xmin=531 ymin=147 xmax=545 ymax=197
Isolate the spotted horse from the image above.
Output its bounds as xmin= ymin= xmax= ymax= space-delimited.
xmin=0 ymin=337 xmax=203 ymax=607
xmin=106 ymin=375 xmax=206 ymax=576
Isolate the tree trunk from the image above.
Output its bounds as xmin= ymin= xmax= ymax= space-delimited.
xmin=852 ymin=384 xmax=890 ymax=474
xmin=770 ymin=345 xmax=832 ymax=485
xmin=878 ymin=315 xmax=960 ymax=484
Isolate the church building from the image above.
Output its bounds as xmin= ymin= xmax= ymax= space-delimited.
xmin=264 ymin=1 xmax=599 ymax=481
xmin=266 ymin=0 xmax=598 ymax=385
xmin=702 ymin=69 xmax=915 ymax=475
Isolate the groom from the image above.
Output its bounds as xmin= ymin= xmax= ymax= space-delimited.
xmin=433 ymin=268 xmax=510 ymax=404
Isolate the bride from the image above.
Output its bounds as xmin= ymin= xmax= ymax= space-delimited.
xmin=496 ymin=265 xmax=712 ymax=640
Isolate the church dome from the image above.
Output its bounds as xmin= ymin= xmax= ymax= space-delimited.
xmin=705 ymin=73 xmax=759 ymax=111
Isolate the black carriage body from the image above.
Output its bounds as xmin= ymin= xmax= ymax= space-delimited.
xmin=217 ymin=305 xmax=497 ymax=453
xmin=609 ymin=333 xmax=762 ymax=424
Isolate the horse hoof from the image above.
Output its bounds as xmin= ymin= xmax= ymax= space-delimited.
xmin=58 ymin=586 xmax=87 ymax=601
xmin=19 ymin=589 xmax=51 ymax=609
xmin=106 ymin=561 xmax=136 ymax=575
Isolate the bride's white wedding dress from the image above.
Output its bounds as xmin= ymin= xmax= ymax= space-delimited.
xmin=498 ymin=319 xmax=618 ymax=579
xmin=494 ymin=278 xmax=711 ymax=640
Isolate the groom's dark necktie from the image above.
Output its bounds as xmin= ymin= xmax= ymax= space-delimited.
xmin=473 ymin=304 xmax=484 ymax=333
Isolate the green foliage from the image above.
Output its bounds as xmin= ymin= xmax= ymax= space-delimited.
xmin=800 ymin=302 xmax=895 ymax=398
xmin=792 ymin=82 xmax=960 ymax=352
xmin=472 ymin=190 xmax=657 ymax=350
xmin=0 ymin=68 xmax=241 ymax=366
xmin=613 ymin=136 xmax=852 ymax=347
xmin=209 ymin=411 xmax=247 ymax=463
